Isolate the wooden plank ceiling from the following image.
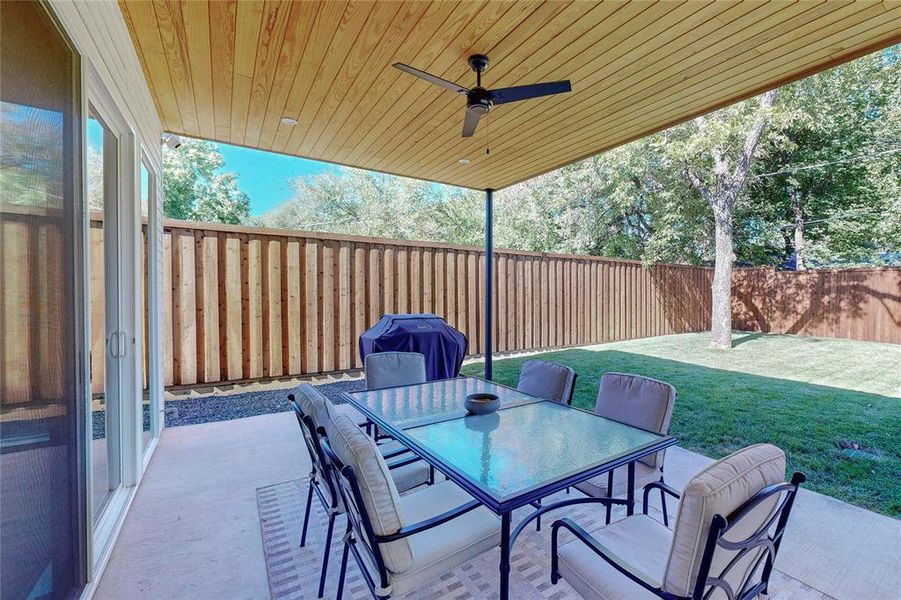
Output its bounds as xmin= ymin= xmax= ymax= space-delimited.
xmin=119 ymin=1 xmax=901 ymax=190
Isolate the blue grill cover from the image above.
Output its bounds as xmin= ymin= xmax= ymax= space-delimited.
xmin=359 ymin=314 xmax=468 ymax=381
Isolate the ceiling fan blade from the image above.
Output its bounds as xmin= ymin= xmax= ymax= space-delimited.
xmin=392 ymin=63 xmax=470 ymax=95
xmin=462 ymin=110 xmax=481 ymax=138
xmin=489 ymin=81 xmax=572 ymax=105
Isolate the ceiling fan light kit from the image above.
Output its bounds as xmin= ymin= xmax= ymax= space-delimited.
xmin=393 ymin=54 xmax=572 ymax=138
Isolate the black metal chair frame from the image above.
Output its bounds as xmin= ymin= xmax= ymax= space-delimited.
xmin=581 ymin=376 xmax=678 ymax=526
xmin=550 ymin=472 xmax=806 ymax=600
xmin=287 ymin=395 xmax=419 ymax=599
xmin=319 ymin=434 xmax=483 ymax=600
xmin=565 ymin=371 xmax=578 ymax=405
xmin=594 ymin=463 xmax=671 ymax=526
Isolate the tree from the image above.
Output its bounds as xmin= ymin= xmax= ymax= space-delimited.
xmin=162 ymin=138 xmax=250 ymax=224
xmin=679 ymin=90 xmax=779 ymax=349
xmin=751 ymin=48 xmax=900 ymax=268
xmin=256 ymin=168 xmax=484 ymax=244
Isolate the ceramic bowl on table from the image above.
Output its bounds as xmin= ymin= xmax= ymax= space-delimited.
xmin=464 ymin=393 xmax=500 ymax=415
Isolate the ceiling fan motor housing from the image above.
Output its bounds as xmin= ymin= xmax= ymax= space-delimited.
xmin=468 ymin=86 xmax=491 ymax=114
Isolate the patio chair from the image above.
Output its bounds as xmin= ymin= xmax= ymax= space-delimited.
xmin=574 ymin=372 xmax=676 ymax=524
xmin=292 ymin=383 xmax=430 ymax=492
xmin=551 ymin=443 xmax=805 ymax=600
xmin=364 ymin=351 xmax=427 ymax=390
xmin=320 ymin=413 xmax=501 ymax=600
xmin=288 ymin=385 xmax=430 ymax=598
xmin=517 ymin=359 xmax=578 ymax=404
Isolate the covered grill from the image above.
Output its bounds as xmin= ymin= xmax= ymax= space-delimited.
xmin=359 ymin=314 xmax=468 ymax=381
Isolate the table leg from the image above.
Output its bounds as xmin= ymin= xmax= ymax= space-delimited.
xmin=500 ymin=511 xmax=511 ymax=600
xmin=605 ymin=469 xmax=614 ymax=524
xmin=627 ymin=461 xmax=636 ymax=516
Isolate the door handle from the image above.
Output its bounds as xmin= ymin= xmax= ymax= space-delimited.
xmin=108 ymin=331 xmax=128 ymax=358
xmin=109 ymin=332 xmax=119 ymax=358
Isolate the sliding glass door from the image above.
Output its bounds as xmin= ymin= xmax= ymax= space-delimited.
xmin=86 ymin=109 xmax=124 ymax=522
xmin=140 ymin=156 xmax=162 ymax=454
xmin=84 ymin=69 xmax=142 ymax=572
xmin=2 ymin=2 xmax=161 ymax=596
xmin=0 ymin=2 xmax=86 ymax=598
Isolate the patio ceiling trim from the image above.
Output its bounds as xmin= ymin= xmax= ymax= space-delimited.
xmin=119 ymin=0 xmax=901 ymax=191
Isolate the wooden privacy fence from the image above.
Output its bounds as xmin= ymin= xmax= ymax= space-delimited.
xmin=149 ymin=220 xmax=713 ymax=389
xmin=732 ymin=267 xmax=901 ymax=344
xmin=7 ymin=215 xmax=898 ymax=397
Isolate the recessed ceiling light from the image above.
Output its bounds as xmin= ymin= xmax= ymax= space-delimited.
xmin=281 ymin=116 xmax=298 ymax=126
xmin=458 ymin=158 xmax=470 ymax=165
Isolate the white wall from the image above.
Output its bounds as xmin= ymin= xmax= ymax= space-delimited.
xmin=49 ymin=0 xmax=161 ymax=168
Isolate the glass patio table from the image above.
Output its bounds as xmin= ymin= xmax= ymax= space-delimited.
xmin=342 ymin=376 xmax=677 ymax=600
xmin=344 ymin=376 xmax=543 ymax=429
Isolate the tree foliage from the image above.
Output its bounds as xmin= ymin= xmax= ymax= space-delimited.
xmin=256 ymin=48 xmax=898 ymax=271
xmin=162 ymin=138 xmax=250 ymax=224
xmin=255 ymin=169 xmax=484 ymax=244
xmin=751 ymin=47 xmax=900 ymax=267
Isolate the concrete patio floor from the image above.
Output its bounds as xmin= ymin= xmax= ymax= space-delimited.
xmin=94 ymin=411 xmax=900 ymax=600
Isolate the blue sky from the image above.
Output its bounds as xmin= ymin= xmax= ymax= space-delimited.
xmin=216 ymin=143 xmax=339 ymax=215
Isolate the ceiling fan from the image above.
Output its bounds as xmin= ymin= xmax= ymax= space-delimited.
xmin=392 ymin=54 xmax=572 ymax=138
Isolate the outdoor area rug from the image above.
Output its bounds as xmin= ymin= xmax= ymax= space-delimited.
xmin=257 ymin=478 xmax=833 ymax=600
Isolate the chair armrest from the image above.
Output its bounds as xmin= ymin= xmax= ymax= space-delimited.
xmin=551 ymin=518 xmax=663 ymax=595
xmin=375 ymin=499 xmax=482 ymax=542
xmin=378 ymin=444 xmax=412 ymax=460
xmin=386 ymin=455 xmax=421 ymax=470
xmin=642 ymin=481 xmax=680 ymax=515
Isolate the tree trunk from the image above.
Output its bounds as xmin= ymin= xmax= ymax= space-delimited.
xmin=685 ymin=90 xmax=777 ymax=350
xmin=710 ymin=216 xmax=734 ymax=349
xmin=791 ymin=190 xmax=805 ymax=270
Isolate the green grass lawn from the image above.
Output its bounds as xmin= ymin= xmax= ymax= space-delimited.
xmin=461 ymin=332 xmax=901 ymax=517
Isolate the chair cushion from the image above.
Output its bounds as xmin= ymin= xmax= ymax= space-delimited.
xmin=388 ymin=457 xmax=431 ymax=494
xmin=333 ymin=401 xmax=367 ymax=426
xmin=294 ymin=383 xmax=332 ymax=431
xmin=595 ymin=373 xmax=675 ymax=468
xmin=388 ymin=481 xmax=500 ymax=594
xmin=324 ymin=415 xmax=414 ymax=573
xmin=574 ymin=462 xmax=660 ymax=499
xmin=517 ymin=359 xmax=576 ymax=404
xmin=291 ymin=385 xmax=343 ymax=510
xmin=365 ymin=352 xmax=427 ymax=390
xmin=558 ymin=514 xmax=670 ymax=600
xmin=295 ymin=382 xmax=367 ymax=428
xmin=663 ymin=444 xmax=786 ymax=598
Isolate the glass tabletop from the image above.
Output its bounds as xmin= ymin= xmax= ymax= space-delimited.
xmin=403 ymin=401 xmax=667 ymax=504
xmin=343 ymin=377 xmax=542 ymax=429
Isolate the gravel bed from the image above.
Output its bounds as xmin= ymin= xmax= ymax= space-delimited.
xmin=162 ymin=379 xmax=366 ymax=427
xmin=93 ymin=405 xmax=152 ymax=440
xmin=89 ymin=380 xmax=367 ymax=432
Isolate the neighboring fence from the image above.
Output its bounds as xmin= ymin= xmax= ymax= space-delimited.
xmin=732 ymin=267 xmax=901 ymax=344
xmin=151 ymin=219 xmax=713 ymax=388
